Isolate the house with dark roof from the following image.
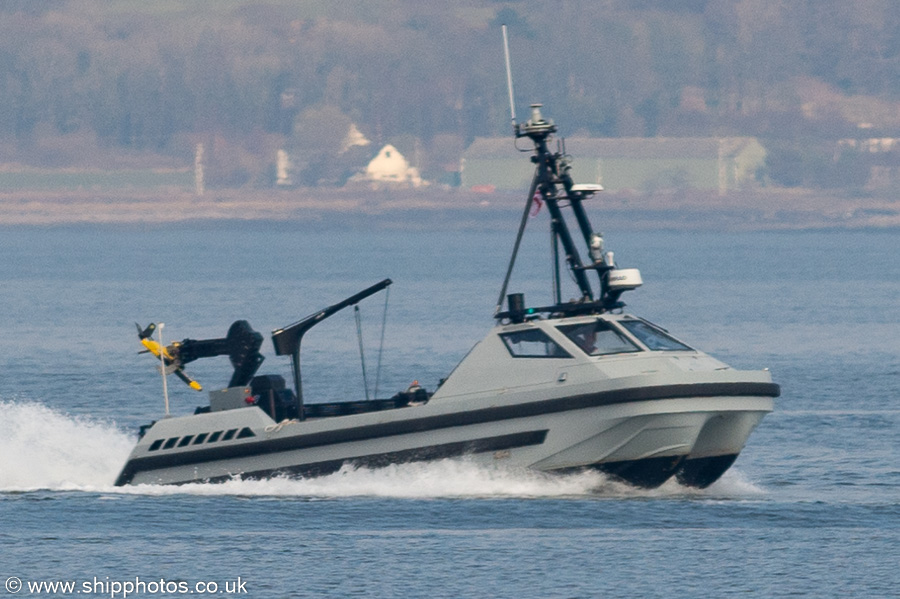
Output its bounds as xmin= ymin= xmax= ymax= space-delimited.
xmin=461 ymin=137 xmax=766 ymax=193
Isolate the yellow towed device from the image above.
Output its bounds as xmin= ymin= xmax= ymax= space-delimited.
xmin=137 ymin=323 xmax=203 ymax=391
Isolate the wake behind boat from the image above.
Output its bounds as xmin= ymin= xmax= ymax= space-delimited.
xmin=116 ymin=76 xmax=778 ymax=489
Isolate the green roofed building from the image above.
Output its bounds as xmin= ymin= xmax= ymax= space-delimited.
xmin=461 ymin=137 xmax=766 ymax=194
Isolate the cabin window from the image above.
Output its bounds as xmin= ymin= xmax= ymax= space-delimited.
xmin=148 ymin=439 xmax=164 ymax=451
xmin=162 ymin=437 xmax=179 ymax=450
xmin=619 ymin=319 xmax=693 ymax=351
xmin=177 ymin=435 xmax=194 ymax=447
xmin=237 ymin=427 xmax=256 ymax=439
xmin=192 ymin=433 xmax=208 ymax=445
xmin=500 ymin=329 xmax=572 ymax=358
xmin=222 ymin=428 xmax=238 ymax=441
xmin=557 ymin=321 xmax=640 ymax=356
xmin=207 ymin=431 xmax=223 ymax=443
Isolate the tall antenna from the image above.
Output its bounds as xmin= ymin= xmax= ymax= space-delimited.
xmin=502 ymin=24 xmax=517 ymax=130
xmin=494 ymin=25 xmax=532 ymax=315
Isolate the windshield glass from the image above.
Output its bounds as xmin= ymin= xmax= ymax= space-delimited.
xmin=500 ymin=329 xmax=572 ymax=358
xmin=619 ymin=320 xmax=694 ymax=351
xmin=557 ymin=321 xmax=641 ymax=356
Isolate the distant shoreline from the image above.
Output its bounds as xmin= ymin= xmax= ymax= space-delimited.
xmin=1 ymin=187 xmax=898 ymax=230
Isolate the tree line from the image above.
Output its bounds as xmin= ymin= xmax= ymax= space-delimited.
xmin=1 ymin=0 xmax=900 ymax=189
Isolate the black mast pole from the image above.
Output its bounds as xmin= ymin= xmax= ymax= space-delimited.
xmin=551 ymin=220 xmax=562 ymax=305
xmin=557 ymin=161 xmax=610 ymax=299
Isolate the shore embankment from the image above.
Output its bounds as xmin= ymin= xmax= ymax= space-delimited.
xmin=1 ymin=187 xmax=898 ymax=230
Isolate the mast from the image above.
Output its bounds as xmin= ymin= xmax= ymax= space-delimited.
xmin=496 ymin=28 xmax=642 ymax=321
xmin=524 ymin=107 xmax=595 ymax=302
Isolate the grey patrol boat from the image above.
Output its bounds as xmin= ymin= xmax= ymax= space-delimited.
xmin=115 ymin=104 xmax=779 ymax=489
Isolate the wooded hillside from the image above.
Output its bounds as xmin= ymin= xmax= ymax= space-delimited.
xmin=2 ymin=0 xmax=900 ymax=190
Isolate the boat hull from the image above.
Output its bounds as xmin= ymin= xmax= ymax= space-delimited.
xmin=674 ymin=408 xmax=769 ymax=488
xmin=115 ymin=381 xmax=776 ymax=488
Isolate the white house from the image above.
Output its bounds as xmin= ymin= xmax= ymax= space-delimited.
xmin=362 ymin=144 xmax=424 ymax=187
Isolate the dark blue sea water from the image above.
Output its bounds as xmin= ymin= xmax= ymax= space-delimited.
xmin=0 ymin=221 xmax=898 ymax=598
